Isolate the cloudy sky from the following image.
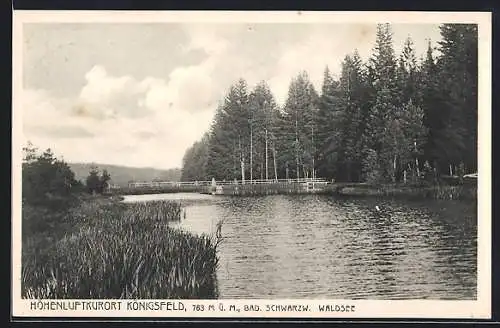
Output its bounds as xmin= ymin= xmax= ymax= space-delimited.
xmin=21 ymin=22 xmax=441 ymax=169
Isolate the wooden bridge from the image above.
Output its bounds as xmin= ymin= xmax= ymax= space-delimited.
xmin=118 ymin=178 xmax=333 ymax=196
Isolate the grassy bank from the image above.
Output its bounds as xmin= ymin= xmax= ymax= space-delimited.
xmin=329 ymin=181 xmax=477 ymax=200
xmin=111 ymin=186 xmax=201 ymax=196
xmin=22 ymin=196 xmax=221 ymax=299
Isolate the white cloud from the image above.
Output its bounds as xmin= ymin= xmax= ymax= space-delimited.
xmin=144 ymin=65 xmax=218 ymax=113
xmin=265 ymin=24 xmax=440 ymax=104
xmin=22 ymin=63 xmax=217 ymax=169
xmin=265 ymin=25 xmax=375 ymax=104
xmin=80 ymin=65 xmax=133 ymax=103
xmin=21 ymin=25 xmax=236 ymax=169
xmin=182 ymin=24 xmax=230 ymax=57
xmin=21 ymin=23 xmax=442 ymax=169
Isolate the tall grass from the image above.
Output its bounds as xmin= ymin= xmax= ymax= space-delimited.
xmin=22 ymin=199 xmax=221 ymax=299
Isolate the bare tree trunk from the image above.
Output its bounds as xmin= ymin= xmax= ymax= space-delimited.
xmin=414 ymin=141 xmax=420 ymax=178
xmin=241 ymin=156 xmax=245 ymax=184
xmin=239 ymin=136 xmax=245 ymax=184
xmin=393 ymin=154 xmax=397 ymax=183
xmin=240 ymin=157 xmax=245 ymax=184
xmin=296 ymin=155 xmax=300 ymax=181
xmin=265 ymin=129 xmax=269 ymax=181
xmin=273 ymin=147 xmax=278 ymax=181
xmin=296 ymin=119 xmax=300 ymax=182
xmin=250 ymin=126 xmax=253 ymax=183
xmin=311 ymin=125 xmax=315 ymax=183
xmin=233 ymin=140 xmax=237 ymax=179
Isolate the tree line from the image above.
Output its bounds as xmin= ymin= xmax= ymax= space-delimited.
xmin=22 ymin=142 xmax=113 ymax=210
xmin=181 ymin=23 xmax=478 ymax=184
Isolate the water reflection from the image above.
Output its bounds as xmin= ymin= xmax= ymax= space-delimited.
xmin=122 ymin=193 xmax=477 ymax=300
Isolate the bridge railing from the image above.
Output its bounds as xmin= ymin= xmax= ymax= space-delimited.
xmin=218 ymin=178 xmax=328 ymax=185
xmin=126 ymin=178 xmax=329 ymax=189
xmin=127 ymin=181 xmax=213 ymax=188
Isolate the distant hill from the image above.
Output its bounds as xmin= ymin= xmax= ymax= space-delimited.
xmin=69 ymin=163 xmax=182 ymax=187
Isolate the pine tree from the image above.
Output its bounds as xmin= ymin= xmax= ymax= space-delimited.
xmin=86 ymin=166 xmax=101 ymax=194
xmin=316 ymin=66 xmax=341 ymax=179
xmin=281 ymin=71 xmax=318 ymax=180
xmin=183 ymin=23 xmax=478 ymax=185
xmin=420 ymin=40 xmax=444 ymax=172
xmin=23 ymin=144 xmax=81 ymax=205
xmin=206 ymin=103 xmax=236 ymax=180
xmin=248 ymin=81 xmax=280 ymax=181
xmin=339 ymin=51 xmax=366 ymax=182
xmin=206 ymin=79 xmax=251 ymax=181
xmin=181 ymin=133 xmax=210 ymax=181
xmin=364 ymin=23 xmax=400 ymax=182
xmin=369 ymin=24 xmax=398 ymax=91
xmin=436 ymin=24 xmax=478 ymax=174
xmin=397 ymin=36 xmax=419 ymax=105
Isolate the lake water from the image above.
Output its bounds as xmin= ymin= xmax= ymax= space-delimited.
xmin=122 ymin=193 xmax=477 ymax=300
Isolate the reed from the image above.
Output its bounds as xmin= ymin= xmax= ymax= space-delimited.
xmin=22 ymin=199 xmax=221 ymax=299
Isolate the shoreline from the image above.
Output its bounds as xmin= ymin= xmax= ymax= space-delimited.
xmin=113 ymin=181 xmax=477 ymax=201
xmin=326 ymin=182 xmax=477 ymax=201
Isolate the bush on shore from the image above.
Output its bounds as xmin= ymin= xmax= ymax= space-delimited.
xmin=332 ymin=181 xmax=477 ymax=200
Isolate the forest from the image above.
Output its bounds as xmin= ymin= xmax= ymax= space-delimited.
xmin=181 ymin=24 xmax=478 ymax=184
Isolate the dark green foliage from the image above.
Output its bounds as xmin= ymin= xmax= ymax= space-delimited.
xmin=22 ymin=143 xmax=85 ymax=247
xmin=316 ymin=66 xmax=342 ymax=179
xmin=85 ymin=166 xmax=112 ymax=194
xmin=281 ymin=71 xmax=319 ymax=180
xmin=181 ymin=23 xmax=478 ymax=184
xmin=332 ymin=182 xmax=476 ymax=200
xmin=362 ymin=148 xmax=381 ymax=183
xmin=22 ymin=142 xmax=82 ymax=210
xmin=181 ymin=133 xmax=210 ymax=181
xmin=101 ymin=169 xmax=111 ymax=191
xmin=248 ymin=81 xmax=281 ymax=181
xmin=397 ymin=37 xmax=420 ymax=105
xmin=435 ymin=24 xmax=478 ymax=173
xmin=334 ymin=52 xmax=368 ymax=182
xmin=206 ymin=79 xmax=251 ymax=181
xmin=85 ymin=166 xmax=100 ymax=194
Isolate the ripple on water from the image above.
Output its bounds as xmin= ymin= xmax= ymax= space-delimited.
xmin=131 ymin=194 xmax=477 ymax=300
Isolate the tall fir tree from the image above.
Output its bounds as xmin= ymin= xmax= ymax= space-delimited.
xmin=248 ymin=81 xmax=280 ymax=181
xmin=206 ymin=79 xmax=251 ymax=181
xmin=435 ymin=24 xmax=478 ymax=174
xmin=181 ymin=132 xmax=210 ymax=181
xmin=281 ymin=71 xmax=318 ymax=180
xmin=183 ymin=23 xmax=478 ymax=184
xmin=363 ymin=23 xmax=400 ymax=182
xmin=420 ymin=40 xmax=445 ymax=171
xmin=316 ymin=66 xmax=342 ymax=179
xmin=397 ymin=36 xmax=419 ymax=105
xmin=339 ymin=51 xmax=366 ymax=182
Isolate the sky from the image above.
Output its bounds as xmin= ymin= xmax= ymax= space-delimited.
xmin=21 ymin=22 xmax=442 ymax=170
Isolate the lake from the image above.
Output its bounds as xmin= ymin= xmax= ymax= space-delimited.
xmin=122 ymin=193 xmax=477 ymax=300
